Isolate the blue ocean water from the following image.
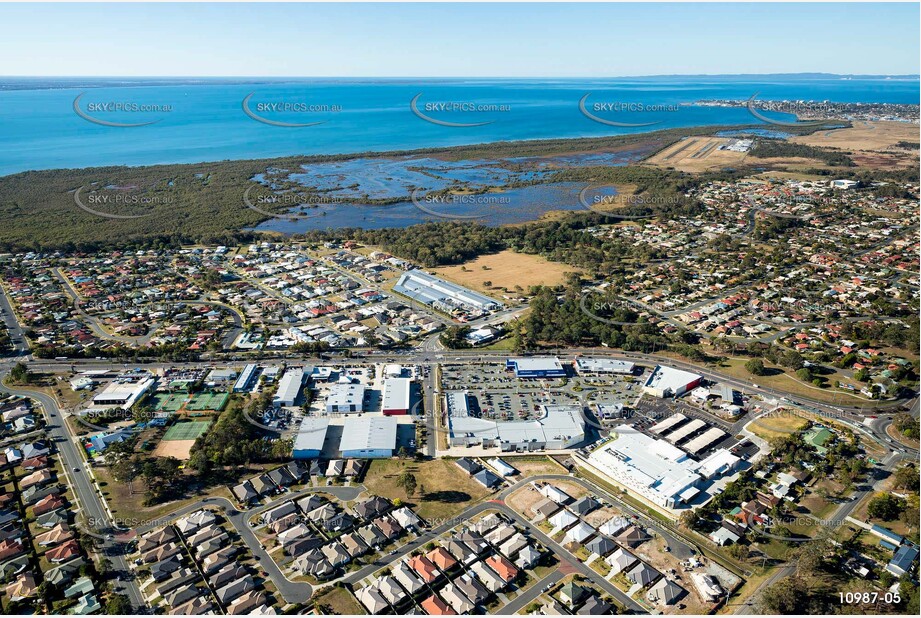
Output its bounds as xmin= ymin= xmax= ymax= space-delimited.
xmin=0 ymin=77 xmax=917 ymax=176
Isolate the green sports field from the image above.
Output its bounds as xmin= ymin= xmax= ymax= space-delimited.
xmin=162 ymin=420 xmax=211 ymax=441
xmin=151 ymin=393 xmax=187 ymax=412
xmin=186 ymin=392 xmax=229 ymax=411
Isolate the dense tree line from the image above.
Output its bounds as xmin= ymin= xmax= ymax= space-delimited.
xmin=749 ymin=139 xmax=855 ymax=166
xmin=188 ymin=394 xmax=291 ymax=473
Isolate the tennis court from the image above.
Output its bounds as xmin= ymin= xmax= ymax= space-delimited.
xmin=186 ymin=392 xmax=229 ymax=411
xmin=162 ymin=420 xmax=211 ymax=441
xmin=152 ymin=393 xmax=187 ymax=412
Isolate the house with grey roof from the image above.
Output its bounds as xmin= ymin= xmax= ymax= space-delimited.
xmin=164 ymin=585 xmax=200 ymax=609
xmin=578 ymin=594 xmax=615 ymax=615
xmin=647 ymin=578 xmax=687 ymax=605
xmin=150 ymin=558 xmax=182 ymax=582
xmin=358 ymin=524 xmax=386 ymax=548
xmin=470 ymin=560 xmax=504 ymax=592
xmin=261 ymin=501 xmax=297 ymax=525
xmin=376 ymin=575 xmax=405 ymax=606
xmin=442 ymin=582 xmax=475 ymax=614
xmin=605 ymin=547 xmax=638 ymax=574
xmin=209 ymin=565 xmax=249 ymax=589
xmin=627 ymin=562 xmax=660 ymax=587
xmin=321 ymin=542 xmax=350 ymax=567
xmin=157 ymin=568 xmax=198 ymax=596
xmin=392 ymin=559 xmax=425 ymax=595
xmin=356 ymin=584 xmax=389 ymax=613
xmin=295 ymin=549 xmax=335 ymax=579
xmin=570 ymin=496 xmax=600 ymax=516
xmin=231 ymin=481 xmax=257 ymax=504
xmin=455 ymin=572 xmax=490 ymax=605
xmin=515 ymin=545 xmax=542 ymax=570
xmin=215 ymin=574 xmax=255 ymax=605
xmin=296 ymin=494 xmax=325 ymax=513
xmin=585 ymin=535 xmax=617 ymax=557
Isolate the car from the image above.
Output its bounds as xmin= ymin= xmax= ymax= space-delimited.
xmin=73 ymin=467 xmax=80 ymax=472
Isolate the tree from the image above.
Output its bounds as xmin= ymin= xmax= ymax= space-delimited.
xmin=9 ymin=361 xmax=32 ymax=384
xmin=867 ymin=493 xmax=906 ymax=521
xmin=745 ymin=359 xmax=767 ymax=376
xmin=893 ymin=413 xmax=920 ymax=440
xmin=892 ymin=465 xmax=919 ymax=492
xmin=726 ymin=544 xmax=749 ymax=561
xmin=678 ymin=510 xmax=699 ymax=530
xmin=759 ymin=576 xmax=809 ymax=614
xmin=781 ymin=350 xmax=805 ymax=370
xmin=397 ymin=471 xmax=417 ymax=498
xmin=105 ymin=594 xmax=132 ymax=614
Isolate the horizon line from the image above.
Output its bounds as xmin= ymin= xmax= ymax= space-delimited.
xmin=2 ymin=73 xmax=920 ymax=79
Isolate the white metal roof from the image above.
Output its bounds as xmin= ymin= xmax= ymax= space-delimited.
xmin=339 ymin=417 xmax=397 ymax=452
xmin=382 ymin=378 xmax=411 ymax=411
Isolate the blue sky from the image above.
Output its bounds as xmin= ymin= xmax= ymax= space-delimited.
xmin=1 ymin=2 xmax=918 ymax=77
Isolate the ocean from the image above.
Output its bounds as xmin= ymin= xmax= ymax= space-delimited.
xmin=0 ymin=76 xmax=917 ymax=176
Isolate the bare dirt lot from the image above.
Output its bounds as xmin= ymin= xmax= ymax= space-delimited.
xmin=151 ymin=438 xmax=196 ymax=460
xmin=637 ymin=535 xmax=713 ymax=615
xmin=505 ymin=479 xmax=589 ymax=517
xmin=432 ymin=249 xmax=580 ymax=296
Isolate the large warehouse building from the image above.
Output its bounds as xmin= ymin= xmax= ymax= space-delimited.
xmin=583 ymin=426 xmax=702 ymax=509
xmin=292 ymin=418 xmax=330 ymax=459
xmin=393 ymin=269 xmax=501 ymax=312
xmin=575 ymin=358 xmax=635 ymax=375
xmin=233 ymin=364 xmax=259 ymax=393
xmin=90 ymin=377 xmax=156 ymax=411
xmin=447 ymin=395 xmax=586 ymax=451
xmin=642 ymin=365 xmax=703 ymax=398
xmin=506 ymin=357 xmax=567 ymax=379
xmin=274 ymin=368 xmax=306 ymax=407
xmin=325 ymin=383 xmax=367 ymax=414
xmin=581 ymin=426 xmax=740 ymax=510
xmin=340 ymin=417 xmax=398 ymax=459
xmin=382 ymin=378 xmax=412 ymax=416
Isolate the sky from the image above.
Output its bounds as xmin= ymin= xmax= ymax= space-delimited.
xmin=0 ymin=2 xmax=918 ymax=77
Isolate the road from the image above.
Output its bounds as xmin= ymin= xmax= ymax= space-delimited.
xmin=1 ymin=285 xmax=146 ymax=610
xmin=498 ymin=569 xmax=565 ymax=614
xmin=0 ymin=378 xmax=147 ymax=611
xmin=4 ymin=281 xmax=917 ymax=613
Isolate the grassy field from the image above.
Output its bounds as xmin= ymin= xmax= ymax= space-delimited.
xmin=791 ymin=121 xmax=919 ymax=151
xmin=849 ymin=478 xmax=917 ymax=539
xmin=362 ymin=458 xmax=492 ymax=522
xmin=312 ymin=586 xmax=365 ymax=615
xmin=747 ymin=412 xmax=809 ymax=440
xmin=887 ymin=423 xmax=920 ymax=449
xmin=504 ymin=455 xmax=568 ymax=477
xmin=432 ymin=249 xmax=579 ymax=297
xmin=94 ymin=465 xmax=233 ymax=526
xmin=713 ymin=357 xmax=881 ymax=406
